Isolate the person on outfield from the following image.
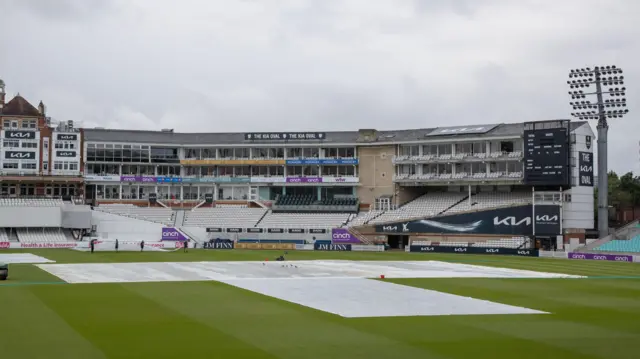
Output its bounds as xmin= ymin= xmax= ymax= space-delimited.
xmin=140 ymin=240 xmax=145 ymax=252
xmin=115 ymin=239 xmax=119 ymax=252
xmin=90 ymin=239 xmax=95 ymax=253
xmin=183 ymin=240 xmax=188 ymax=252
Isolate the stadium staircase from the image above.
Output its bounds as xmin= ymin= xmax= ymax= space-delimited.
xmin=254 ymin=210 xmax=269 ymax=227
xmin=439 ymin=196 xmax=470 ymax=215
xmin=155 ymin=200 xmax=169 ymax=208
xmin=174 ymin=210 xmax=186 ymax=226
xmin=348 ymin=227 xmax=373 ymax=244
xmin=178 ymin=227 xmax=202 ymax=246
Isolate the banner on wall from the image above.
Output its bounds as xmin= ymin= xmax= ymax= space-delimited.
xmin=578 ymin=151 xmax=594 ymax=187
xmin=83 ymin=175 xmax=121 ymax=181
xmin=285 ymin=159 xmax=358 ymax=165
xmin=568 ymin=252 xmax=633 ymax=262
xmin=314 ymin=243 xmax=352 ymax=251
xmin=331 ymin=228 xmax=361 ymax=244
xmin=375 ymin=205 xmax=561 ymax=236
xmin=161 ymin=227 xmax=188 ymax=241
xmin=286 ymin=177 xmax=322 ymax=183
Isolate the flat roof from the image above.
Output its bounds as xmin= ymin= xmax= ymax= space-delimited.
xmin=83 ymin=121 xmax=589 ymax=146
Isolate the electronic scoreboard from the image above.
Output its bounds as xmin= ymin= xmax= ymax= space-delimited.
xmin=523 ymin=120 xmax=571 ymax=187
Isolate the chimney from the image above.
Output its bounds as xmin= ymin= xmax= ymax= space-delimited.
xmin=38 ymin=101 xmax=46 ymax=115
xmin=0 ymin=79 xmax=5 ymax=109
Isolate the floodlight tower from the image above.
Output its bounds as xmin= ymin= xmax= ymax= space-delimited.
xmin=568 ymin=66 xmax=629 ymax=238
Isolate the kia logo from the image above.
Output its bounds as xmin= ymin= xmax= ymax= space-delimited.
xmin=8 ymin=152 xmax=32 ymax=159
xmin=494 ymin=216 xmax=531 ymax=226
xmin=8 ymin=132 xmax=31 ymax=138
xmin=58 ymin=135 xmax=77 ymax=140
xmin=58 ymin=152 xmax=75 ymax=157
xmin=420 ymin=246 xmax=435 ymax=251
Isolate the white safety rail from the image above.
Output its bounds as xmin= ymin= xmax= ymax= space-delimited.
xmin=16 ymin=229 xmax=69 ymax=243
xmin=258 ymin=212 xmax=350 ymax=229
xmin=183 ymin=206 xmax=268 ymax=228
xmin=95 ymin=204 xmax=175 ymax=225
xmin=0 ymin=198 xmax=63 ymax=207
xmin=369 ymin=193 xmax=467 ymax=224
xmin=445 ymin=192 xmax=532 ymax=214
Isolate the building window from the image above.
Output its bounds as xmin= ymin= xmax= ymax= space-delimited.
xmin=2 ymin=120 xmax=10 ymax=129
xmin=53 ymin=161 xmax=79 ymax=171
xmin=2 ymin=163 xmax=18 ymax=169
xmin=21 ymin=162 xmax=37 ymax=170
xmin=21 ymin=120 xmax=37 ymax=129
xmin=21 ymin=142 xmax=38 ymax=148
xmin=43 ymin=162 xmax=48 ymax=171
xmin=3 ymin=140 xmax=19 ymax=148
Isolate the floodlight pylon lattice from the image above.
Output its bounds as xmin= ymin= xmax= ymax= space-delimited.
xmin=567 ymin=66 xmax=629 ymax=238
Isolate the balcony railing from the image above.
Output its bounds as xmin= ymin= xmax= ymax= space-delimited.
xmin=393 ymin=171 xmax=523 ymax=182
xmin=392 ymin=151 xmax=523 ymax=164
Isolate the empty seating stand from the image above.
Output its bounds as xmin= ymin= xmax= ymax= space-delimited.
xmin=95 ymin=204 xmax=176 ymax=225
xmin=183 ymin=206 xmax=267 ymax=228
xmin=595 ymin=237 xmax=640 ymax=253
xmin=272 ymin=194 xmax=359 ymax=213
xmin=0 ymin=198 xmax=63 ymax=207
xmin=16 ymin=229 xmax=69 ymax=243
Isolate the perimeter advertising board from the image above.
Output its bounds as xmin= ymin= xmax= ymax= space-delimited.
xmin=409 ymin=245 xmax=538 ymax=257
xmin=375 ymin=204 xmax=561 ymax=236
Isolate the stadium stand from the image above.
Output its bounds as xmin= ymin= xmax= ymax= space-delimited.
xmin=412 ymin=237 xmax=528 ymax=249
xmin=16 ymin=229 xmax=69 ymax=243
xmin=347 ymin=210 xmax=384 ymax=226
xmin=0 ymin=198 xmax=63 ymax=207
xmin=0 ymin=229 xmax=10 ymax=242
xmin=368 ymin=192 xmax=468 ymax=224
xmin=258 ymin=212 xmax=351 ymax=228
xmin=94 ymin=204 xmax=176 ymax=225
xmin=594 ymin=237 xmax=640 ymax=253
xmin=446 ymin=191 xmax=532 ymax=214
xmin=183 ymin=206 xmax=268 ymax=228
xmin=271 ymin=194 xmax=358 ymax=213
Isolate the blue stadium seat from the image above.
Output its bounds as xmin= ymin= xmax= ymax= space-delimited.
xmin=595 ymin=236 xmax=640 ymax=253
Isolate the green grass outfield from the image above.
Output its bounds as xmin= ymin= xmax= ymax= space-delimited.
xmin=1 ymin=249 xmax=639 ymax=359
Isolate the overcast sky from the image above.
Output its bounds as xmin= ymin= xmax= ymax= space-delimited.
xmin=0 ymin=0 xmax=637 ymax=173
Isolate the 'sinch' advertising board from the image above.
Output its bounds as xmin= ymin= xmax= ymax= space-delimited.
xmin=409 ymin=245 xmax=539 ymax=257
xmin=568 ymin=252 xmax=633 ymax=262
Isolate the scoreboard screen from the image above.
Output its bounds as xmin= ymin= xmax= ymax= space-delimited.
xmin=523 ymin=120 xmax=571 ymax=187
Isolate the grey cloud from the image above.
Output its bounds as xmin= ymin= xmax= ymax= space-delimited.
xmin=0 ymin=0 xmax=638 ymax=174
